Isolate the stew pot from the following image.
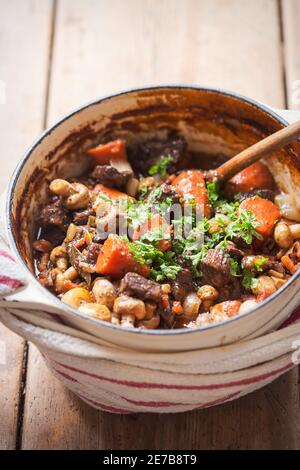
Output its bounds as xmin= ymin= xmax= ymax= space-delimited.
xmin=3 ymin=86 xmax=300 ymax=352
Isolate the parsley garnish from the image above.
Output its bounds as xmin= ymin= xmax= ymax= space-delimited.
xmin=242 ymin=269 xmax=259 ymax=290
xmin=254 ymin=256 xmax=269 ymax=271
xmin=229 ymin=258 xmax=241 ymax=277
xmin=206 ymin=181 xmax=220 ymax=209
xmin=124 ymin=237 xmax=182 ymax=282
xmin=148 ymin=155 xmax=173 ymax=177
xmin=225 ymin=210 xmax=263 ymax=245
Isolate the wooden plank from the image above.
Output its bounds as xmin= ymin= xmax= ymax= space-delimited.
xmin=21 ymin=0 xmax=300 ymax=450
xmin=0 ymin=325 xmax=25 ymax=450
xmin=0 ymin=0 xmax=54 ymax=450
xmin=282 ymin=0 xmax=300 ymax=109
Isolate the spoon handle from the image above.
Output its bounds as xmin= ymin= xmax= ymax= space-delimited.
xmin=214 ymin=120 xmax=300 ymax=183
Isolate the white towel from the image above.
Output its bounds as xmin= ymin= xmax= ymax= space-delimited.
xmin=1 ymin=219 xmax=300 ymax=413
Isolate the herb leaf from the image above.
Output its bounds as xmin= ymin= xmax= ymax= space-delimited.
xmin=229 ymin=258 xmax=241 ymax=277
xmin=124 ymin=236 xmax=182 ymax=282
xmin=148 ymin=155 xmax=173 ymax=177
xmin=254 ymin=256 xmax=269 ymax=272
xmin=242 ymin=269 xmax=259 ymax=290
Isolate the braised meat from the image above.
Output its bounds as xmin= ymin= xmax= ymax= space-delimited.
xmin=147 ymin=183 xmax=180 ymax=206
xmin=39 ymin=197 xmax=70 ymax=245
xmin=128 ymin=136 xmax=189 ymax=175
xmin=73 ymin=208 xmax=96 ymax=226
xmin=119 ymin=272 xmax=162 ymax=303
xmin=201 ymin=249 xmax=231 ymax=289
xmin=90 ymin=165 xmax=132 ymax=189
xmin=39 ymin=197 xmax=69 ymax=231
xmin=85 ymin=243 xmax=102 ymax=264
xmin=224 ymin=241 xmax=245 ymax=260
xmin=171 ymin=268 xmax=193 ymax=301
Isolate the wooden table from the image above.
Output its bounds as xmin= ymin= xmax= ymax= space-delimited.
xmin=0 ymin=0 xmax=300 ymax=450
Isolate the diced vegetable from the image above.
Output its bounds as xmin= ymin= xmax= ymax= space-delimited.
xmin=238 ymin=196 xmax=280 ymax=238
xmin=93 ymin=183 xmax=132 ymax=201
xmin=132 ymin=214 xmax=172 ymax=251
xmin=96 ymin=235 xmax=149 ymax=277
xmin=172 ymin=170 xmax=211 ymax=218
xmin=210 ymin=300 xmax=242 ymax=318
xmin=224 ymin=161 xmax=274 ymax=197
xmin=281 ymin=254 xmax=297 ymax=274
xmin=87 ymin=139 xmax=127 ymax=164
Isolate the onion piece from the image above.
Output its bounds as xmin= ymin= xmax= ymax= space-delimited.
xmin=183 ymin=292 xmax=201 ymax=318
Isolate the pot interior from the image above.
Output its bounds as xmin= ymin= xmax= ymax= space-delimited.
xmin=9 ymin=86 xmax=300 ymax=271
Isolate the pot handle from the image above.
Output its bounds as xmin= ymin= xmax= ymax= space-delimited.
xmin=0 ymin=194 xmax=64 ymax=315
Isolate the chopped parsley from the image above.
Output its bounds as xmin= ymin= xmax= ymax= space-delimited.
xmin=206 ymin=181 xmax=220 ymax=209
xmin=225 ymin=210 xmax=263 ymax=245
xmin=148 ymin=155 xmax=173 ymax=177
xmin=242 ymin=269 xmax=259 ymax=290
xmin=229 ymin=258 xmax=241 ymax=277
xmin=254 ymin=256 xmax=269 ymax=271
xmin=125 ymin=237 xmax=182 ymax=282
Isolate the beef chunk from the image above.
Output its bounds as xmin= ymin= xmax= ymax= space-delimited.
xmin=39 ymin=197 xmax=69 ymax=231
xmin=39 ymin=226 xmax=65 ymax=246
xmin=90 ymin=165 xmax=132 ymax=188
xmin=119 ymin=272 xmax=162 ymax=303
xmin=218 ymin=278 xmax=242 ymax=302
xmin=73 ymin=208 xmax=96 ymax=226
xmin=223 ymin=241 xmax=245 ymax=260
xmin=171 ymin=268 xmax=193 ymax=301
xmin=233 ymin=189 xmax=275 ymax=203
xmin=129 ymin=136 xmax=189 ymax=175
xmin=158 ymin=306 xmax=175 ymax=329
xmin=201 ymin=249 xmax=231 ymax=289
xmin=201 ymin=249 xmax=243 ymax=301
xmin=39 ymin=197 xmax=70 ymax=244
xmin=85 ymin=242 xmax=102 ymax=264
xmin=147 ymin=183 xmax=180 ymax=206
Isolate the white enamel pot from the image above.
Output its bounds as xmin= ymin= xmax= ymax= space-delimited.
xmin=3 ymin=86 xmax=300 ymax=352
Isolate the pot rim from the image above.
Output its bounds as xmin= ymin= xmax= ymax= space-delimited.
xmin=6 ymin=84 xmax=300 ymax=337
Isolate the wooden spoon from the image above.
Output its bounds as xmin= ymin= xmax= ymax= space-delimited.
xmin=211 ymin=120 xmax=300 ymax=184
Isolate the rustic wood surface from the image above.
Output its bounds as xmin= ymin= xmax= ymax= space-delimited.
xmin=0 ymin=0 xmax=54 ymax=449
xmin=1 ymin=0 xmax=300 ymax=450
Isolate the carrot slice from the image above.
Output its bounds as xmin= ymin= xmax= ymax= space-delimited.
xmin=132 ymin=214 xmax=172 ymax=251
xmin=172 ymin=301 xmax=184 ymax=315
xmin=210 ymin=300 xmax=242 ymax=318
xmin=224 ymin=161 xmax=274 ymax=197
xmin=87 ymin=139 xmax=127 ymax=165
xmin=93 ymin=183 xmax=132 ymax=201
xmin=281 ymin=254 xmax=297 ymax=274
xmin=96 ymin=235 xmax=149 ymax=278
xmin=238 ymin=196 xmax=280 ymax=239
xmin=172 ymin=170 xmax=211 ymax=218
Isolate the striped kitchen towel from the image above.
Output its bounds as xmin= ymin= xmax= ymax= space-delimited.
xmin=1 ymin=228 xmax=300 ymax=413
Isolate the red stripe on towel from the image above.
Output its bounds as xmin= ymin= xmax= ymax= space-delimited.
xmin=54 ymin=360 xmax=293 ymax=391
xmin=280 ymin=307 xmax=300 ymax=328
xmin=54 ymin=364 xmax=242 ymax=409
xmin=0 ymin=275 xmax=22 ymax=289
xmin=0 ymin=249 xmax=16 ymax=262
xmin=55 ymin=369 xmax=79 ymax=383
xmin=78 ymin=395 xmax=132 ymax=414
xmin=122 ymin=390 xmax=241 ymax=408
